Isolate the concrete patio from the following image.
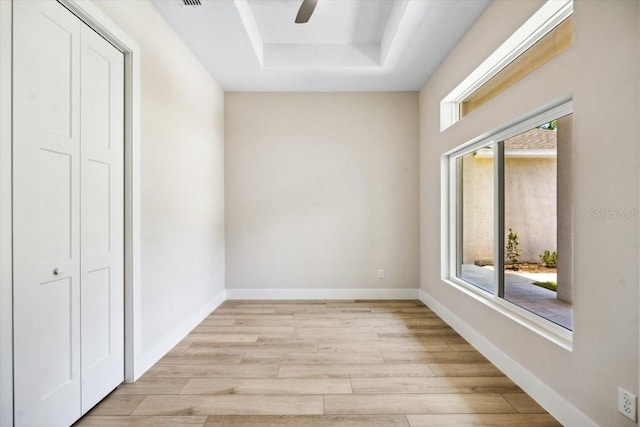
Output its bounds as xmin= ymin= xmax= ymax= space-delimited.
xmin=460 ymin=264 xmax=572 ymax=330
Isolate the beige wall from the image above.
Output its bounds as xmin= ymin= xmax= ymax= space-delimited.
xmin=420 ymin=0 xmax=638 ymax=425
xmin=225 ymin=92 xmax=419 ymax=292
xmin=95 ymin=1 xmax=226 ymax=367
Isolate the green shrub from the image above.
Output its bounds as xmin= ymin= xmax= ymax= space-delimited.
xmin=539 ymin=250 xmax=558 ymax=268
xmin=505 ymin=228 xmax=522 ymax=270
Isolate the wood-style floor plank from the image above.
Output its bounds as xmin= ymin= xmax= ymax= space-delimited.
xmin=324 ymin=393 xmax=516 ymax=415
xmin=77 ymin=300 xmax=559 ymax=426
xmin=131 ymin=395 xmax=324 ymax=416
xmin=406 ymin=413 xmax=562 ymax=426
xmin=171 ymin=344 xmax=318 ymax=355
xmin=446 ymin=342 xmax=477 ymax=351
xmin=192 ymin=326 xmax=296 ymax=335
xmin=75 ymin=416 xmax=207 ymax=426
xmin=350 ymin=377 xmax=521 ymax=394
xmin=203 ymin=415 xmax=410 ymax=427
xmin=85 ymin=395 xmax=146 ymax=416
xmin=198 ymin=319 xmax=236 ymax=326
xmin=233 ymin=318 xmax=342 ymax=327
xmin=242 ymin=351 xmax=385 ymax=364
xmin=181 ymin=333 xmax=259 ymax=343
xmin=144 ymin=363 xmax=280 ymax=378
xmin=277 ymin=363 xmax=435 ymax=378
xmin=318 ymin=341 xmax=450 ymax=353
xmin=382 ymin=351 xmax=488 ymax=363
xmin=429 ymin=362 xmax=505 ymax=377
xmin=502 ymin=392 xmax=549 ymax=413
xmin=180 ymin=378 xmax=352 ymax=395
xmin=339 ymin=318 xmax=448 ymax=327
xmin=158 ymin=352 xmax=244 ymax=365
xmin=113 ymin=377 xmax=189 ymax=395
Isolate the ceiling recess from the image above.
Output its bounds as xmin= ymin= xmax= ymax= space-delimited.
xmin=151 ymin=0 xmax=492 ymax=91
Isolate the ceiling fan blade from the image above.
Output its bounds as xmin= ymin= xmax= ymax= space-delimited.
xmin=295 ymin=0 xmax=318 ymax=24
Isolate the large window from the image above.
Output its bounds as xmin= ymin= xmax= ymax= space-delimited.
xmin=445 ymin=101 xmax=573 ymax=344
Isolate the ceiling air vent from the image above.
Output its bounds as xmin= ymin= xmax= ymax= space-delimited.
xmin=183 ymin=0 xmax=202 ymax=5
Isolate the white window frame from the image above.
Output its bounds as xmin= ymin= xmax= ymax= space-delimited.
xmin=441 ymin=97 xmax=573 ymax=350
xmin=440 ymin=0 xmax=573 ymax=132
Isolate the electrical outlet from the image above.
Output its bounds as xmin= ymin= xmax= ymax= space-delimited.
xmin=618 ymin=387 xmax=637 ymax=421
xmin=377 ymin=269 xmax=385 ymax=279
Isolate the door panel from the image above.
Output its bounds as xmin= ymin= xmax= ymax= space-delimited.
xmin=80 ymin=23 xmax=125 ymax=413
xmin=83 ymin=159 xmax=111 ymax=255
xmin=82 ymin=44 xmax=112 ymax=149
xmin=83 ymin=267 xmax=112 ymax=369
xmin=38 ymin=149 xmax=74 ymax=261
xmin=38 ymin=15 xmax=73 ymax=138
xmin=38 ymin=277 xmax=74 ymax=398
xmin=13 ymin=1 xmax=125 ymax=425
xmin=13 ymin=1 xmax=82 ymax=426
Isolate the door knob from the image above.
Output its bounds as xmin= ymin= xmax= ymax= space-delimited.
xmin=53 ymin=268 xmax=61 ymax=276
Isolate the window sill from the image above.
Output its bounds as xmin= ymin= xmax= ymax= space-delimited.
xmin=442 ymin=276 xmax=573 ymax=351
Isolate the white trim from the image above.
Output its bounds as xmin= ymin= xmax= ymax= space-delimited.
xmin=226 ymin=288 xmax=419 ymax=300
xmin=441 ymin=155 xmax=452 ymax=283
xmin=443 ymin=96 xmax=572 ymax=158
xmin=494 ymin=142 xmax=504 ymax=296
xmin=233 ymin=0 xmax=264 ymax=67
xmin=138 ymin=289 xmax=226 ymax=375
xmin=440 ymin=0 xmax=573 ymax=131
xmin=475 ymin=148 xmax=557 ymax=158
xmin=0 ymin=0 xmax=13 ymax=425
xmin=419 ymin=290 xmax=597 ymax=427
xmin=380 ymin=0 xmax=409 ymax=65
xmin=441 ymin=98 xmax=573 ymax=350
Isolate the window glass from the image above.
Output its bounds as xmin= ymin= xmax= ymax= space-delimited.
xmin=457 ymin=146 xmax=494 ymax=293
xmin=502 ymin=115 xmax=572 ymax=330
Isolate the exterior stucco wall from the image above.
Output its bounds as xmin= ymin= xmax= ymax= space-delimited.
xmin=505 ymin=157 xmax=557 ymax=263
xmin=462 ymin=155 xmax=557 ymax=265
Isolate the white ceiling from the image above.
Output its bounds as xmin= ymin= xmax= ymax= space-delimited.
xmin=250 ymin=0 xmax=395 ymax=44
xmin=151 ymin=0 xmax=491 ymax=91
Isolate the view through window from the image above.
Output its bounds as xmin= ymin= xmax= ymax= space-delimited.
xmin=454 ymin=112 xmax=573 ymax=331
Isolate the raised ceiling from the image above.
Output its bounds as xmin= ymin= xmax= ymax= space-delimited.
xmin=151 ymin=0 xmax=491 ymax=91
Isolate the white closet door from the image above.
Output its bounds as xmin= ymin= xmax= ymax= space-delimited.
xmin=13 ymin=1 xmax=82 ymax=425
xmin=80 ymin=24 xmax=125 ymax=412
xmin=13 ymin=1 xmax=125 ymax=425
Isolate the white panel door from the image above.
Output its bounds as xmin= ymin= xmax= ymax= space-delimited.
xmin=80 ymin=24 xmax=125 ymax=413
xmin=13 ymin=1 xmax=82 ymax=425
xmin=13 ymin=1 xmax=125 ymax=425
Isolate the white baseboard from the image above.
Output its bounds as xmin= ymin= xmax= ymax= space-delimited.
xmin=136 ymin=288 xmax=226 ymax=378
xmin=419 ymin=289 xmax=597 ymax=427
xmin=226 ymin=288 xmax=419 ymax=300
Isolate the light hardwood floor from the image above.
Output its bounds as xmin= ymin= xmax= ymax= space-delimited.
xmin=75 ymin=300 xmax=562 ymax=426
